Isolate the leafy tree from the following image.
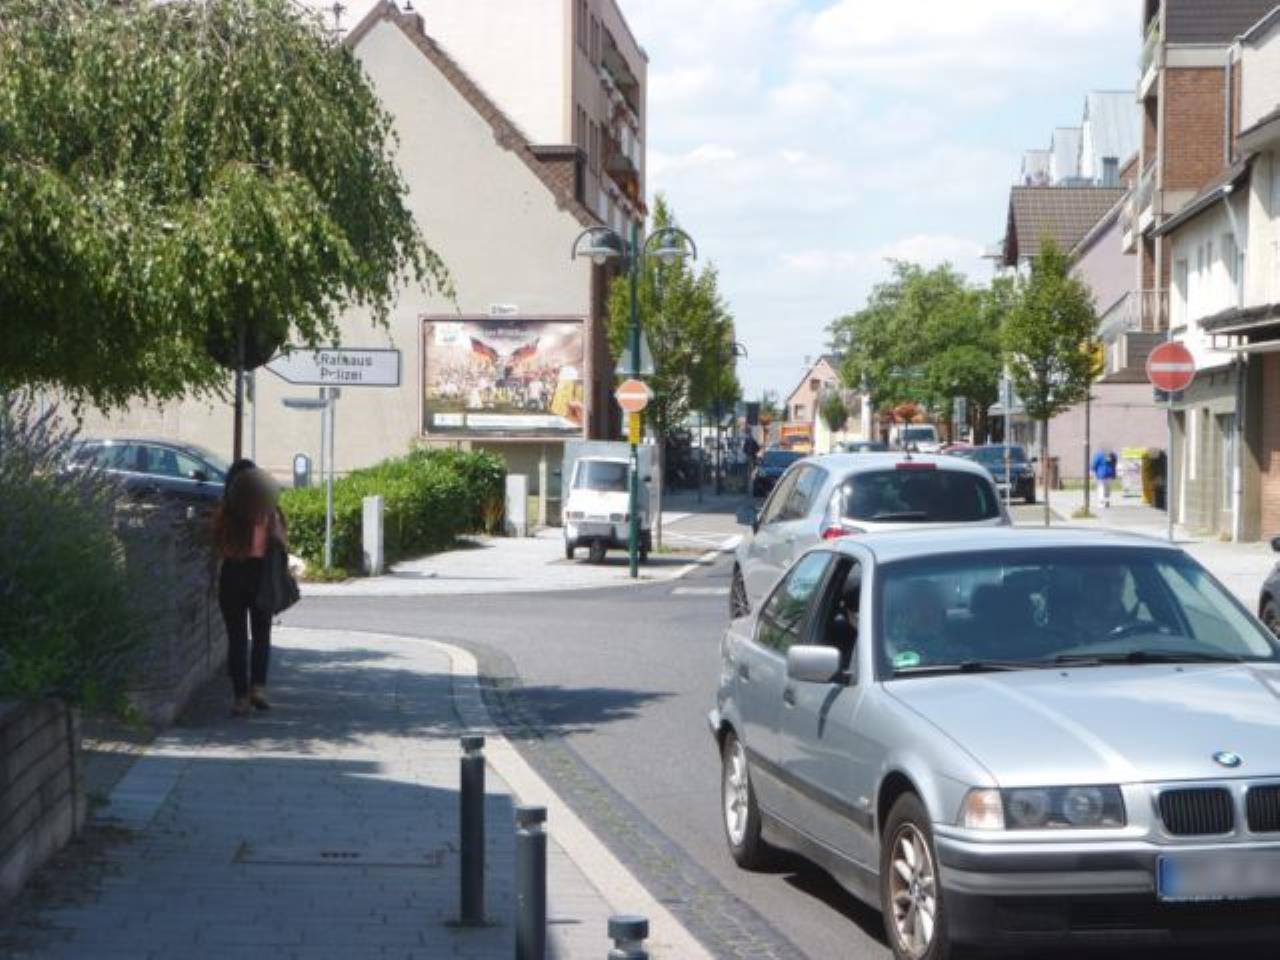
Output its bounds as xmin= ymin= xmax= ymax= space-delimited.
xmin=0 ymin=0 xmax=446 ymax=410
xmin=829 ymin=262 xmax=1001 ymax=439
xmin=1001 ymin=239 xmax=1099 ymax=525
xmin=758 ymin=389 xmax=781 ymax=423
xmin=607 ymin=195 xmax=738 ymax=447
xmin=820 ymin=390 xmax=849 ymax=436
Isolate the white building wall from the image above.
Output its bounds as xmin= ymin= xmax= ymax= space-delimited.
xmin=1168 ymin=192 xmax=1248 ymax=370
xmin=1241 ymin=21 xmax=1280 ymax=131
xmin=408 ymin=0 xmax=569 ymax=143
xmin=78 ymin=16 xmax=594 ymax=478
xmin=1244 ymin=150 xmax=1280 ymax=306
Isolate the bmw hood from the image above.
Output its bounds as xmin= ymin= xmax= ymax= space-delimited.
xmin=887 ymin=664 xmax=1280 ymax=785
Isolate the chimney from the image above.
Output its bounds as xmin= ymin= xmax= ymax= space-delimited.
xmin=1101 ymin=157 xmax=1120 ymax=187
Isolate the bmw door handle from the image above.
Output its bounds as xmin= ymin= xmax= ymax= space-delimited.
xmin=782 ymin=686 xmax=796 ymax=707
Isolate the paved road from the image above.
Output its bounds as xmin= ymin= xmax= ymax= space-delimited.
xmin=286 ymin=508 xmax=1275 ymax=960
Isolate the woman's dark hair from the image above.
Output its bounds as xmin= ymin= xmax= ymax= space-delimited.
xmin=213 ymin=467 xmax=275 ymax=559
xmin=223 ymin=458 xmax=257 ymax=499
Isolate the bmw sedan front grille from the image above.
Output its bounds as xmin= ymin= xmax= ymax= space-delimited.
xmin=1247 ymin=785 xmax=1280 ymax=834
xmin=1159 ymin=787 xmax=1235 ymax=836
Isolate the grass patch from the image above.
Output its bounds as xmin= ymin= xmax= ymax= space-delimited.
xmin=301 ymin=565 xmax=350 ymax=583
xmin=1071 ymin=508 xmax=1096 ymax=520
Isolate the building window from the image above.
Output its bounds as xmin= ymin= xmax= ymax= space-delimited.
xmin=1188 ymin=408 xmax=1199 ymax=483
xmin=590 ymin=15 xmax=599 ymax=64
xmin=577 ymin=0 xmax=588 ymax=51
xmin=1218 ymin=413 xmax=1235 ymax=511
xmin=1223 ymin=233 xmax=1242 ymax=306
xmin=1173 ymin=259 xmax=1189 ymax=326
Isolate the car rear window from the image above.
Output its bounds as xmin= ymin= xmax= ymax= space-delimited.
xmin=762 ymin=451 xmax=803 ymax=469
xmin=969 ymin=446 xmax=1027 ymax=466
xmin=900 ymin=427 xmax=937 ymax=443
xmin=839 ymin=469 xmax=1000 ymax=523
xmin=574 ymin=460 xmax=628 ymax=492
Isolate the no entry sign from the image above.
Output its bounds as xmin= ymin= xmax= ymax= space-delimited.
xmin=615 ymin=378 xmax=652 ymax=414
xmin=1147 ymin=341 xmax=1196 ymax=394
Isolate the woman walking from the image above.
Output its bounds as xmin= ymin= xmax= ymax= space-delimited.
xmin=213 ymin=462 xmax=285 ymax=716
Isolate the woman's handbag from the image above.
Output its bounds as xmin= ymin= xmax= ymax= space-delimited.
xmin=256 ymin=538 xmax=301 ymax=615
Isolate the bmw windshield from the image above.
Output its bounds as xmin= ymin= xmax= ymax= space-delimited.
xmin=876 ymin=547 xmax=1279 ymax=678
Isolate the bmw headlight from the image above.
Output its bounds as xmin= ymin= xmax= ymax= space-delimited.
xmin=961 ymin=787 xmax=1125 ymax=830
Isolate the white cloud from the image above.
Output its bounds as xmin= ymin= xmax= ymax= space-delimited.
xmin=782 ymin=235 xmax=986 ymax=276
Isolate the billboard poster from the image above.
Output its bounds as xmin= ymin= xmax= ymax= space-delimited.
xmin=421 ymin=316 xmax=586 ymax=437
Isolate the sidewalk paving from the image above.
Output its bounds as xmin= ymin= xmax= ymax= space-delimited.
xmin=1021 ymin=488 xmax=1276 ymax=608
xmin=2 ymin=629 xmax=704 ymax=959
xmin=303 ymin=510 xmax=742 ymax=599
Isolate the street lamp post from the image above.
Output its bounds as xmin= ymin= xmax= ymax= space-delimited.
xmin=572 ymin=223 xmax=697 ymax=578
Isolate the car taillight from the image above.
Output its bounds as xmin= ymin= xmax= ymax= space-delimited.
xmin=820 ymin=522 xmax=861 ymax=540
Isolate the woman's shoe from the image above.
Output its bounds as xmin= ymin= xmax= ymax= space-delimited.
xmin=250 ymin=686 xmax=271 ymax=711
xmin=231 ymin=695 xmax=252 ymax=717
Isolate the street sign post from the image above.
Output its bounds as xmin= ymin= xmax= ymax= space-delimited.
xmin=266 ymin=347 xmax=401 ymax=387
xmin=1147 ymin=341 xmax=1196 ymax=542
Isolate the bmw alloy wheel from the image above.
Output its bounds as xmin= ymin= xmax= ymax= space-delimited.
xmin=723 ymin=737 xmax=750 ymax=847
xmin=888 ymin=823 xmax=938 ymax=959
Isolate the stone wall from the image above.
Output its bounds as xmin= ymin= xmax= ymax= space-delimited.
xmin=115 ymin=511 xmax=228 ymax=727
xmin=0 ymin=700 xmax=84 ymax=903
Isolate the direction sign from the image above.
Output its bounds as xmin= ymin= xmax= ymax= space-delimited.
xmin=615 ymin=378 xmax=652 ymax=414
xmin=1146 ymin=341 xmax=1196 ymax=394
xmin=266 ymin=347 xmax=401 ymax=387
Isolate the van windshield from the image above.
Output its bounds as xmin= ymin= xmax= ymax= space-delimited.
xmin=574 ymin=460 xmax=629 ymax=492
xmin=900 ymin=427 xmax=937 ymax=442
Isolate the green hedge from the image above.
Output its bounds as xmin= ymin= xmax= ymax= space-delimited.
xmin=280 ymin=449 xmax=506 ymax=573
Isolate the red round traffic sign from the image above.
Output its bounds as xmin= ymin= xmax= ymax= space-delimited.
xmin=1146 ymin=341 xmax=1196 ymax=393
xmin=615 ymin=378 xmax=651 ymax=414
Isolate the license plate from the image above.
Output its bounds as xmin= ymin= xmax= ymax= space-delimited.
xmin=577 ymin=522 xmax=613 ymax=537
xmin=1158 ymin=850 xmax=1280 ymax=902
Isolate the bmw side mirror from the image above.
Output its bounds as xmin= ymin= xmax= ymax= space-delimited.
xmin=190 ymin=469 xmax=210 ymax=483
xmin=786 ymin=645 xmax=842 ymax=684
xmin=1271 ymin=535 xmax=1280 ymax=554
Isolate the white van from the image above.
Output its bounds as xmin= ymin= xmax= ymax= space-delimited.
xmin=563 ymin=456 xmax=653 ymax=563
xmin=890 ymin=423 xmax=942 ymax=453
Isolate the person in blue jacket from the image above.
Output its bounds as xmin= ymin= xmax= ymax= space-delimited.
xmin=1091 ymin=447 xmax=1118 ymax=508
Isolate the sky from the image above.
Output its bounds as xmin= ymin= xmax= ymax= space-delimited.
xmin=620 ymin=0 xmax=1144 ymax=400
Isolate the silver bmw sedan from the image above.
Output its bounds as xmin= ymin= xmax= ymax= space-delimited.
xmin=710 ymin=527 xmax=1280 ymax=959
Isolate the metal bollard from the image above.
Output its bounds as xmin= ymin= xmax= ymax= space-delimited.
xmin=459 ymin=735 xmax=486 ymax=926
xmin=607 ymin=915 xmax=649 ymax=960
xmin=515 ymin=805 xmax=547 ymax=960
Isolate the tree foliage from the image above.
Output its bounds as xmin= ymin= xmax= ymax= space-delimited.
xmin=819 ymin=390 xmax=849 ymax=435
xmin=0 ymin=0 xmax=447 ymax=408
xmin=607 ymin=195 xmax=738 ymax=441
xmin=828 ymin=262 xmax=1001 ymax=437
xmin=1001 ymin=240 xmax=1098 ymax=424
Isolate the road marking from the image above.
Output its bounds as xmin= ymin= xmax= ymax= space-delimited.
xmin=672 ymin=586 xmax=729 ymax=597
xmin=671 ymin=534 xmax=741 ymax=581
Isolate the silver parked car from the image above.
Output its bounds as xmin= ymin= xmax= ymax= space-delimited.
xmin=731 ymin=453 xmax=1007 ymax=619
xmin=711 ymin=528 xmax=1280 ymax=958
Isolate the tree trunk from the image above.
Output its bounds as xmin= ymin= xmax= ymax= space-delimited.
xmin=1042 ymin=416 xmax=1051 ymax=528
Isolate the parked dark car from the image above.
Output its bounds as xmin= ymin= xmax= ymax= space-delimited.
xmin=70 ymin=438 xmax=229 ymax=511
xmin=961 ymin=444 xmax=1036 ymax=504
xmin=1261 ymin=535 xmax=1280 ymax=637
xmin=751 ymin=448 xmax=804 ymax=498
xmin=841 ymin=440 xmax=889 ymax=453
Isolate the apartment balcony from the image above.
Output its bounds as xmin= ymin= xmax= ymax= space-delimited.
xmin=1120 ymin=160 xmax=1157 ymax=252
xmin=1098 ymin=289 xmax=1168 ymax=380
xmin=600 ymin=35 xmax=641 ymax=119
xmin=1138 ymin=19 xmax=1161 ymax=99
xmin=604 ymin=130 xmax=641 ymax=206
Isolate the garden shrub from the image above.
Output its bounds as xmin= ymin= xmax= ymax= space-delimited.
xmin=280 ymin=449 xmax=505 ymax=572
xmin=0 ymin=401 xmax=156 ymax=714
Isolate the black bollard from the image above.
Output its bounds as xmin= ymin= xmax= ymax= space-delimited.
xmin=515 ymin=805 xmax=547 ymax=960
xmin=607 ymin=915 xmax=649 ymax=960
xmin=459 ymin=735 xmax=486 ymax=926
